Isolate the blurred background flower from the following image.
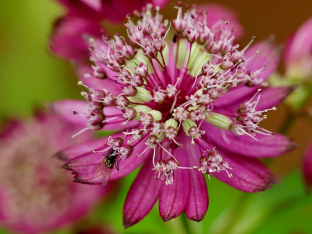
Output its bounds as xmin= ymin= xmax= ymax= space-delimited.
xmin=50 ymin=0 xmax=168 ymax=61
xmin=1 ymin=0 xmax=312 ymax=234
xmin=0 ymin=112 xmax=113 ymax=234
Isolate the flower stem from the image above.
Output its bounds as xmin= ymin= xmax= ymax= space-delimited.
xmin=181 ymin=213 xmax=192 ymax=234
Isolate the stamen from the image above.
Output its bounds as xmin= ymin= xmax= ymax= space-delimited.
xmin=170 ymin=90 xmax=181 ymax=113
xmin=93 ymin=147 xmax=110 ymax=153
xmin=242 ymin=36 xmax=256 ymax=53
xmin=102 ymin=117 xmax=118 ymax=123
xmin=158 ymin=143 xmax=178 ymax=162
xmin=152 ymin=148 xmax=156 ymax=167
xmin=138 ymin=146 xmax=149 ymax=158
xmin=71 ymin=127 xmax=91 ymax=138
xmin=77 ymin=81 xmax=91 ymax=90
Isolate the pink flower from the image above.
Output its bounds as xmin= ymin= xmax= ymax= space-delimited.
xmin=51 ymin=3 xmax=295 ymax=228
xmin=284 ymin=17 xmax=312 ymax=82
xmin=50 ymin=0 xmax=169 ymax=60
xmin=0 ymin=112 xmax=113 ymax=234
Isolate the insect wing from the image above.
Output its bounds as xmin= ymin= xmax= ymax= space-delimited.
xmin=94 ymin=160 xmax=113 ymax=185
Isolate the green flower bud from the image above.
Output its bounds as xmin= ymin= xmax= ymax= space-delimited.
xmin=182 ymin=119 xmax=197 ymax=136
xmin=148 ymin=110 xmax=162 ymax=122
xmin=164 ymin=118 xmax=178 ymax=129
xmin=206 ymin=112 xmax=233 ymax=130
xmin=127 ymin=87 xmax=153 ymax=103
xmin=131 ymin=105 xmax=152 ymax=120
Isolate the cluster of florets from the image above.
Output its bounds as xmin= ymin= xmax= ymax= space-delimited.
xmin=230 ymin=89 xmax=276 ymax=139
xmin=71 ymin=2 xmax=276 ymax=185
xmin=199 ymin=147 xmax=233 ymax=178
xmin=153 ymin=158 xmax=179 ymax=185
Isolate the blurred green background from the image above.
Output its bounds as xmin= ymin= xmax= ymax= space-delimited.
xmin=0 ymin=0 xmax=312 ymax=233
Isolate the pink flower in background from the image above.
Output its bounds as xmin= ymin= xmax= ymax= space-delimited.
xmin=284 ymin=17 xmax=312 ymax=82
xmin=0 ymin=112 xmax=112 ymax=234
xmin=303 ymin=143 xmax=312 ymax=193
xmin=50 ymin=0 xmax=169 ymax=60
xmin=51 ymin=3 xmax=295 ymax=228
xmin=58 ymin=0 xmax=168 ymax=23
xmin=283 ymin=17 xmax=312 ymax=193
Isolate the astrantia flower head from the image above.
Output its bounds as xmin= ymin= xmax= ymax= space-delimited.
xmin=0 ymin=113 xmax=112 ymax=234
xmin=52 ymin=2 xmax=296 ymax=227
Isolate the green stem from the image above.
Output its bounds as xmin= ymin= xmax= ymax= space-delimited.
xmin=181 ymin=213 xmax=192 ymax=234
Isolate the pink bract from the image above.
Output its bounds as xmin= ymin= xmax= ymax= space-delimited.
xmin=0 ymin=112 xmax=112 ymax=234
xmin=51 ymin=3 xmax=295 ymax=228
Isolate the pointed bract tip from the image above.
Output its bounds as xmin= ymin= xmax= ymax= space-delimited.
xmin=287 ymin=85 xmax=298 ymax=93
xmin=266 ymin=35 xmax=276 ymax=44
xmin=53 ymin=151 xmax=68 ymax=161
xmin=73 ymin=178 xmax=93 ymax=184
xmin=253 ymin=184 xmax=272 ymax=192
xmin=161 ymin=213 xmax=177 ymax=222
xmin=186 ymin=213 xmax=205 ymax=222
xmin=286 ymin=141 xmax=300 ymax=152
xmin=123 ymin=216 xmax=139 ymax=229
xmin=61 ymin=162 xmax=72 ymax=170
xmin=268 ymin=174 xmax=279 ymax=185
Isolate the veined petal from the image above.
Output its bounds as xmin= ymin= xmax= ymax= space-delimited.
xmin=159 ymin=147 xmax=191 ymax=221
xmin=213 ymin=149 xmax=276 ymax=192
xmin=181 ymin=134 xmax=208 ymax=222
xmin=215 ymin=86 xmax=295 ymax=111
xmin=303 ymin=143 xmax=312 ymax=193
xmin=123 ymin=158 xmax=161 ymax=228
xmin=214 ymin=86 xmax=257 ymax=109
xmin=202 ymin=122 xmax=296 ymax=158
xmin=62 ymin=134 xmax=151 ymax=184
